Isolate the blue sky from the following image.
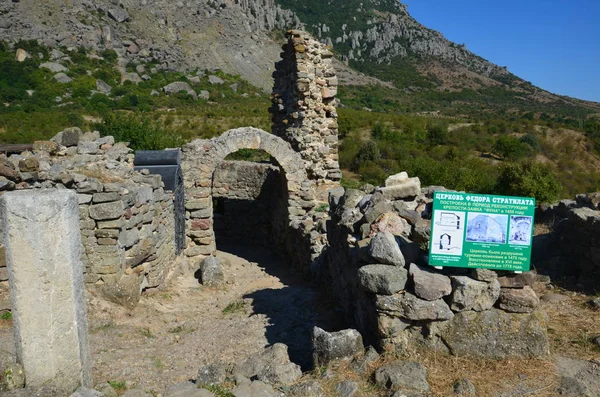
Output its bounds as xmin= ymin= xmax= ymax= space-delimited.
xmin=405 ymin=1 xmax=600 ymax=102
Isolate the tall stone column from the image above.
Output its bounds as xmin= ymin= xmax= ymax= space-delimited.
xmin=1 ymin=190 xmax=91 ymax=393
xmin=271 ymin=30 xmax=342 ymax=184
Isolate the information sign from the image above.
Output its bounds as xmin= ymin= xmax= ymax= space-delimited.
xmin=428 ymin=192 xmax=535 ymax=271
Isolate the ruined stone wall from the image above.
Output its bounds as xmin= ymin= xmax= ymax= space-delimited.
xmin=212 ymin=160 xmax=288 ymax=248
xmin=271 ymin=30 xmax=341 ymax=184
xmin=533 ymin=194 xmax=600 ymax=290
xmin=326 ymin=174 xmax=549 ymax=358
xmin=0 ymin=129 xmax=178 ymax=293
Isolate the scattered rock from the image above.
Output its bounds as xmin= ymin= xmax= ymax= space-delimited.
xmin=33 ymin=140 xmax=59 ymax=154
xmin=199 ymin=90 xmax=210 ymax=100
xmin=196 ymin=362 xmax=228 ymax=386
xmin=108 ymin=8 xmax=130 ymax=23
xmin=165 ymin=382 xmax=214 ymax=397
xmin=231 ymin=378 xmax=283 ymax=397
xmin=208 ymin=75 xmax=224 ymax=85
xmin=199 ymin=256 xmax=225 ymax=287
xmin=312 ymin=327 xmax=363 ymax=367
xmin=335 ymin=381 xmax=358 ymax=397
xmin=358 ymin=264 xmax=407 ymax=295
xmin=385 ymin=172 xmax=409 ymax=187
xmin=15 ymin=49 xmax=29 ymax=62
xmin=69 ymin=387 xmax=104 ymax=397
xmin=101 ymin=274 xmax=141 ymax=309
xmin=52 ymin=127 xmax=82 ymax=147
xmin=409 ymin=263 xmax=452 ymax=301
xmin=368 ymin=231 xmax=405 ymax=267
xmin=235 ymin=343 xmax=301 ymax=385
xmin=39 ymin=62 xmax=68 ymax=73
xmin=349 ymin=345 xmax=379 ymax=373
xmin=449 ymin=276 xmax=500 ymax=312
xmin=497 ymin=286 xmax=539 ymax=313
xmin=163 ymin=82 xmax=197 ymax=100
xmin=377 ymin=176 xmax=421 ymax=200
xmin=540 ymin=293 xmax=569 ymax=303
xmin=453 ymin=378 xmax=476 ymax=395
xmin=470 ymin=268 xmax=497 ymax=282
xmin=288 ymin=380 xmax=324 ymax=397
xmin=373 ymin=360 xmax=430 ymax=392
xmin=96 ymin=80 xmax=112 ymax=94
xmin=54 ymin=72 xmax=73 ymax=83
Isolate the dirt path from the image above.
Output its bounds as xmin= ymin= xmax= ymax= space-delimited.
xmin=84 ymin=246 xmax=342 ymax=393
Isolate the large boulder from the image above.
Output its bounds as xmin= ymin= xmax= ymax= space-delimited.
xmin=358 ymin=264 xmax=407 ymax=295
xmin=368 ymin=231 xmax=405 ymax=267
xmin=163 ymin=82 xmax=197 ymax=99
xmin=373 ymin=360 xmax=430 ymax=393
xmin=312 ymin=327 xmax=363 ymax=367
xmin=199 ymin=256 xmax=224 ymax=287
xmin=51 ymin=127 xmax=82 ymax=147
xmin=101 ymin=274 xmax=141 ymax=309
xmin=39 ymin=62 xmax=68 ymax=73
xmin=436 ymin=309 xmax=549 ymax=358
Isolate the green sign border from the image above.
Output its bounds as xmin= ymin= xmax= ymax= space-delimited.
xmin=428 ymin=191 xmax=535 ymax=271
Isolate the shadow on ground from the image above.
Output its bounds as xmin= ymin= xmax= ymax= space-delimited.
xmin=219 ymin=244 xmax=346 ymax=371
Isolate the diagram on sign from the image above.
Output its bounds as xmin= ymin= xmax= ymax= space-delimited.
xmin=465 ymin=212 xmax=508 ymax=244
xmin=431 ymin=210 xmax=465 ymax=256
xmin=509 ymin=216 xmax=533 ymax=245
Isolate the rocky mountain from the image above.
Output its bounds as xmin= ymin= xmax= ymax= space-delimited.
xmin=1 ymin=0 xmax=599 ymax=115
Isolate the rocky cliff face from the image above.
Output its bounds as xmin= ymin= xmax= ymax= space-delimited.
xmin=0 ymin=0 xmax=301 ymax=90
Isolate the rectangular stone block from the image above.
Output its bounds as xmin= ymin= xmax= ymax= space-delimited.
xmin=0 ymin=190 xmax=91 ymax=393
xmin=89 ymin=200 xmax=124 ymax=220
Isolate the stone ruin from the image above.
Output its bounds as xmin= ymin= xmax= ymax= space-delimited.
xmin=0 ymin=29 xmax=597 ymax=394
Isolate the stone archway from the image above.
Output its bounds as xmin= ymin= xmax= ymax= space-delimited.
xmin=180 ymin=127 xmax=316 ymax=259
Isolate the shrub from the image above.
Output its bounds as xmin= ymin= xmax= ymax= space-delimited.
xmin=495 ymin=160 xmax=561 ymax=203
xmin=98 ymin=112 xmax=184 ymax=150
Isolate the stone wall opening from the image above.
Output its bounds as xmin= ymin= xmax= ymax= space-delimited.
xmin=181 ymin=127 xmax=318 ymax=269
xmin=211 ymin=157 xmax=289 ymax=252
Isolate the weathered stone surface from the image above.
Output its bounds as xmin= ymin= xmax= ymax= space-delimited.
xmin=374 ymin=360 xmax=430 ymax=392
xmin=497 ymin=286 xmax=539 ymax=313
xmin=368 ymin=231 xmax=405 ymax=267
xmin=89 ymin=201 xmax=124 ymax=220
xmin=163 ymin=82 xmax=197 ymax=99
xmin=470 ymin=268 xmax=498 ymax=282
xmin=497 ymin=272 xmax=537 ymax=288
xmin=236 ymin=344 xmax=301 ymax=386
xmin=312 ymin=327 xmax=363 ymax=367
xmin=385 ymin=172 xmax=409 ymax=187
xmin=409 ymin=263 xmax=452 ymax=301
xmin=453 ymin=379 xmax=476 ymax=396
xmin=288 ymin=380 xmax=324 ymax=397
xmin=77 ymin=141 xmax=99 ymax=155
xmin=164 ymin=382 xmax=214 ymax=397
xmin=376 ymin=315 xmax=410 ymax=338
xmin=449 ymin=276 xmax=500 ymax=312
xmin=375 ymin=292 xmax=453 ymax=321
xmin=438 ymin=309 xmax=549 ymax=358
xmin=369 ymin=212 xmax=409 ymax=238
xmin=54 ymin=72 xmax=73 ymax=83
xmin=102 ymin=274 xmax=140 ymax=309
xmin=196 ymin=362 xmax=228 ymax=386
xmin=96 ymin=80 xmax=112 ymax=94
xmin=349 ymin=345 xmax=380 ymax=373
xmin=335 ymin=381 xmax=358 ymax=397
xmin=0 ymin=190 xmax=91 ymax=393
xmin=199 ymin=256 xmax=224 ymax=287
xmin=555 ymin=356 xmax=600 ymax=397
xmin=70 ymin=387 xmax=104 ymax=397
xmin=358 ymin=264 xmax=407 ymax=295
xmin=208 ymin=75 xmax=224 ymax=85
xmin=231 ymin=378 xmax=283 ymax=397
xmin=108 ymin=8 xmax=130 ymax=22
xmin=40 ymin=62 xmax=68 ymax=73
xmin=33 ymin=140 xmax=59 ymax=154
xmin=377 ymin=177 xmax=421 ymax=200
xmin=18 ymin=157 xmax=39 ymax=172
xmin=52 ymin=127 xmax=82 ymax=147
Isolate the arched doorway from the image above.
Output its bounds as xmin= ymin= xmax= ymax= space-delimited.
xmin=181 ymin=127 xmax=316 ymax=267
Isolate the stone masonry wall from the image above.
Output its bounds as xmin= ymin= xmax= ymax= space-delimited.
xmin=0 ymin=128 xmax=178 ymax=296
xmin=326 ymin=173 xmax=549 ymax=358
xmin=271 ymin=30 xmax=341 ymax=184
xmin=212 ymin=160 xmax=288 ymax=248
xmin=533 ymin=193 xmax=600 ymax=290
